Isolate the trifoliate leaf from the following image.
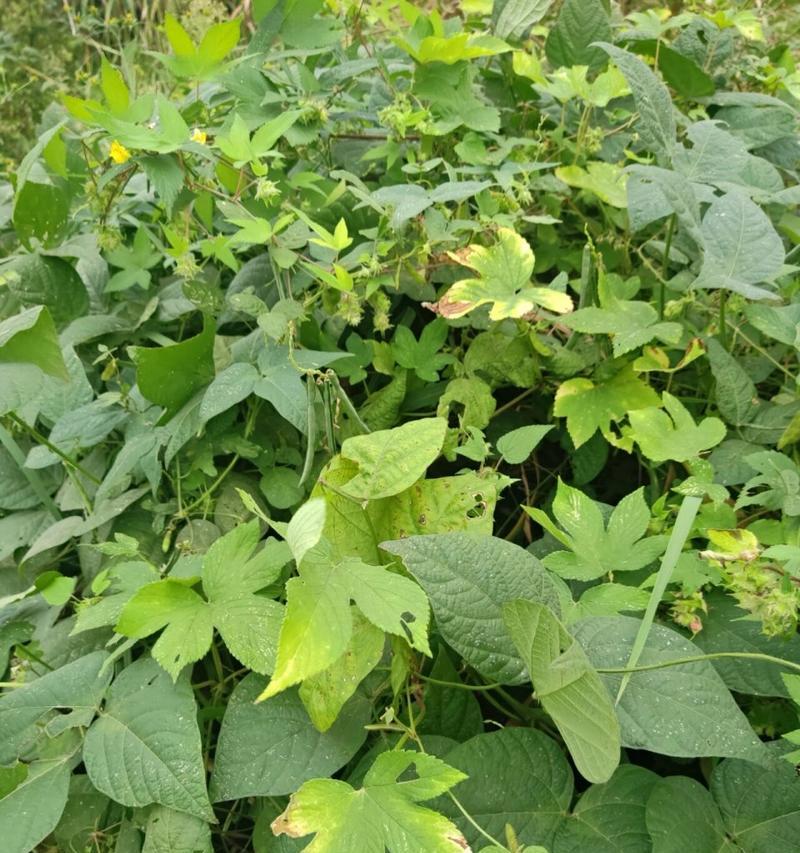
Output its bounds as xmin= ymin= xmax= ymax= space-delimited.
xmin=116 ymin=520 xmax=288 ymax=679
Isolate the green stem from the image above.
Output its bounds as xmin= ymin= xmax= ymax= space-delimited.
xmin=8 ymin=414 xmax=101 ymax=484
xmin=659 ymin=213 xmax=676 ymax=321
xmin=417 ymin=674 xmax=504 ymax=692
xmin=600 ymin=650 xmax=800 ymax=677
xmin=719 ymin=291 xmax=728 ymax=349
xmin=0 ymin=423 xmax=60 ymax=519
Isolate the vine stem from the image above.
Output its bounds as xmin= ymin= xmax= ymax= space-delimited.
xmin=659 ymin=213 xmax=676 ymax=321
xmin=0 ymin=423 xmax=60 ymax=519
xmin=599 ymin=650 xmax=800 ymax=677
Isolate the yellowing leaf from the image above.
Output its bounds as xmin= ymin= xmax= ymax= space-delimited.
xmin=627 ymin=392 xmax=726 ymax=463
xmin=556 ymin=162 xmax=628 ymax=208
xmin=271 ymin=751 xmax=469 ymax=852
xmin=554 ymin=366 xmax=659 ymax=448
xmin=438 ymin=228 xmax=572 ymax=321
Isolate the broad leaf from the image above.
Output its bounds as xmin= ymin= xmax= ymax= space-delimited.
xmin=211 ymin=674 xmax=369 ymax=800
xmin=646 ymin=776 xmax=734 ymax=853
xmin=83 ymin=658 xmax=214 ymax=820
xmin=0 ymin=651 xmax=110 ymax=763
xmin=712 ymin=751 xmax=800 ymax=851
xmin=597 ymin=43 xmax=676 ymax=165
xmin=339 ymin=417 xmax=447 ymax=501
xmin=142 ymin=807 xmax=212 ymax=853
xmin=693 ymin=191 xmax=785 ymax=299
xmin=382 ymin=533 xmax=560 ymax=683
xmin=438 ymin=728 xmax=573 ymax=849
xmin=574 ymin=616 xmax=766 ymax=761
xmin=546 ymin=0 xmax=611 ymax=70
xmin=133 ymin=315 xmax=216 ymax=418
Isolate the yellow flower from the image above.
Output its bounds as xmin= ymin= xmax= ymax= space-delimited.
xmin=191 ymin=128 xmax=207 ymax=145
xmin=109 ymin=140 xmax=131 ymax=164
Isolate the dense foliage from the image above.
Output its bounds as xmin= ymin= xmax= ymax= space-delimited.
xmin=2 ymin=1 xmax=800 ymax=851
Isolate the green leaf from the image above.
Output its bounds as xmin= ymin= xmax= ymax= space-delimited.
xmin=556 ymin=162 xmax=628 ymax=208
xmin=439 ymin=228 xmax=572 ymax=320
xmin=712 ymin=752 xmax=800 ymax=850
xmin=553 ymin=765 xmax=659 ymax=852
xmin=83 ymin=657 xmax=213 ymax=820
xmin=133 ymin=315 xmax=216 ymax=418
xmin=562 ymin=300 xmax=682 ymax=357
xmin=116 ymin=520 xmax=286 ymax=678
xmin=574 ymin=616 xmax=766 ymax=761
xmin=746 ymin=302 xmax=800 ymax=348
xmin=693 ymin=191 xmax=785 ymax=299
xmin=391 ymin=318 xmax=453 ymax=382
xmin=493 ymin=0 xmax=555 ymax=39
xmin=646 ymin=776 xmax=734 ymax=853
xmin=504 ymin=600 xmax=621 ymax=783
xmin=705 ymin=337 xmax=760 ymax=428
xmin=5 ymin=254 xmax=89 ymax=325
xmin=100 ymin=58 xmax=130 ymax=115
xmin=271 ymin=750 xmax=469 ymax=852
xmin=0 ymin=305 xmax=67 ymax=384
xmin=286 ymin=498 xmax=327 ymax=567
xmin=163 ymin=15 xmax=240 ymax=79
xmin=0 ymin=745 xmax=77 ymax=853
xmin=12 ymin=182 xmax=71 ymax=249
xmin=596 ymin=43 xmax=676 ymax=165
xmin=141 ymin=154 xmax=184 ymax=213
xmin=418 ymin=648 xmax=484 ymax=742
xmin=437 ymin=377 xmax=496 ymax=431
xmin=554 ymin=366 xmax=660 ymax=449
xmin=0 ymin=651 xmax=110 ymax=763
xmin=496 ymin=424 xmax=552 ymax=464
xmin=211 ymin=674 xmax=369 ymax=800
xmin=382 ymin=533 xmax=560 ymax=683
xmin=735 ymin=451 xmax=800 ymax=516
xmin=315 ymin=459 xmax=501 ymax=563
xmin=339 ymin=417 xmax=447 ymax=501
xmin=438 ymin=728 xmax=573 ymax=849
xmin=527 ymin=482 xmax=667 ymax=581
xmin=299 ymin=612 xmax=384 ymax=732
xmin=262 ymin=543 xmax=430 ymax=700
xmin=142 ymin=807 xmax=212 ymax=853
xmin=546 ymin=0 xmax=611 ymax=70
xmin=627 ymin=392 xmax=727 ymax=463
